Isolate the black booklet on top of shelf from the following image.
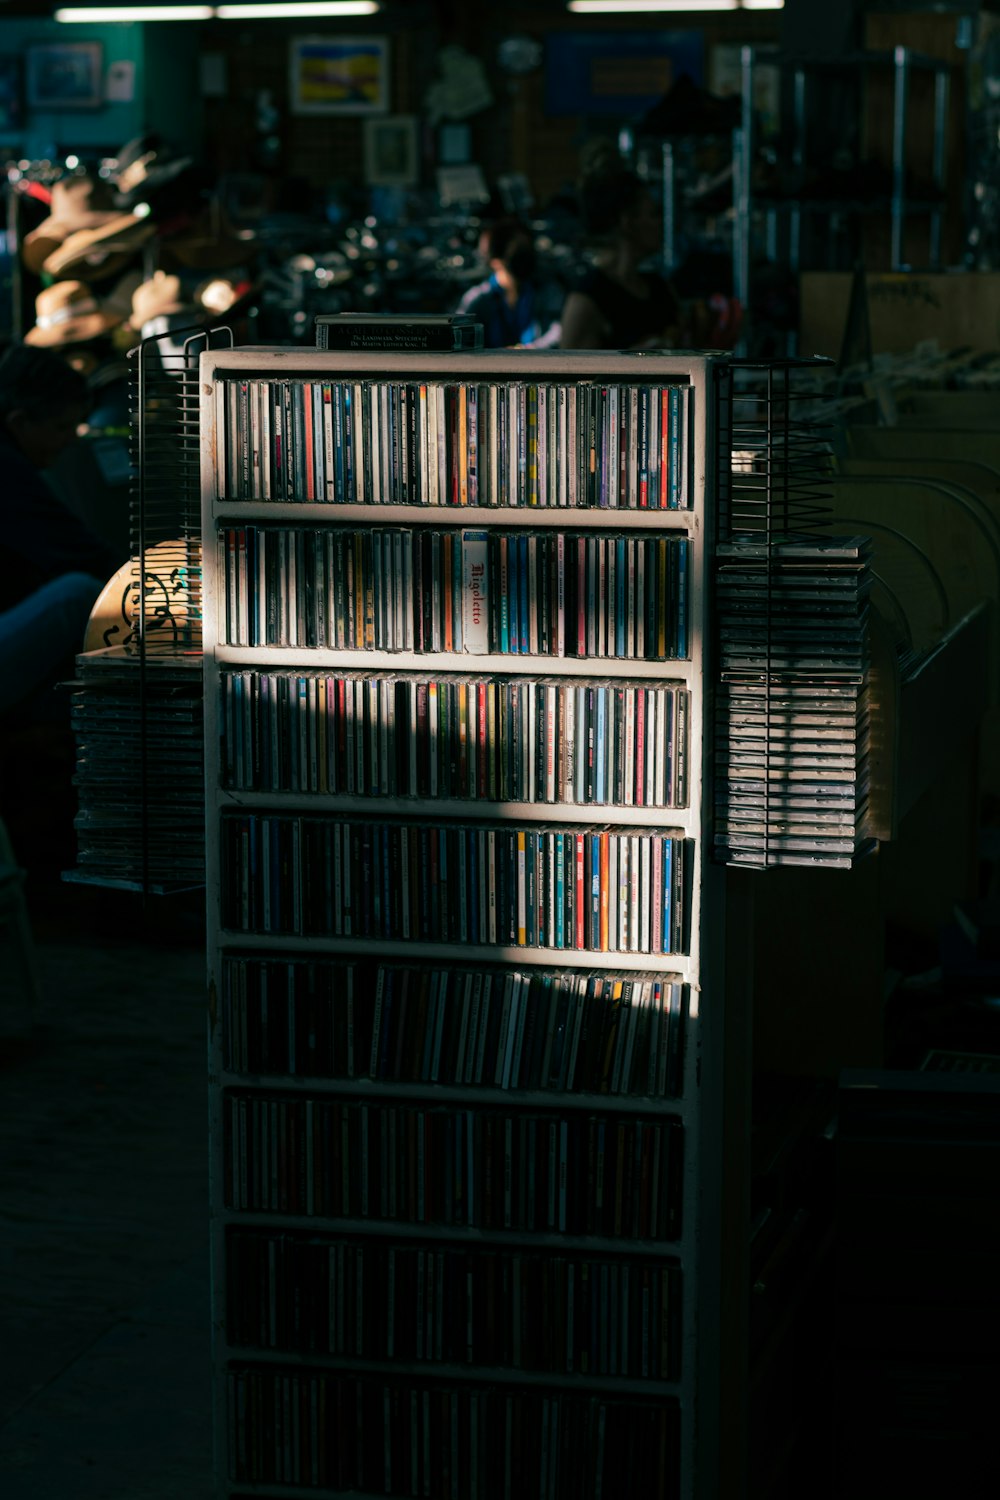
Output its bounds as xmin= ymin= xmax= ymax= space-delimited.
xmin=315 ymin=313 xmax=484 ymax=352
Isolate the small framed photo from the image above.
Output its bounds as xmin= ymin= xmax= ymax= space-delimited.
xmin=289 ymin=34 xmax=390 ymax=116
xmin=363 ymin=114 xmax=418 ymax=188
xmin=26 ymin=41 xmax=103 ymax=111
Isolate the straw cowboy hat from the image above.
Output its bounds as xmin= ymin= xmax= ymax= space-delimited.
xmin=42 ymin=209 xmax=157 ymax=282
xmin=21 ymin=175 xmax=118 ymax=275
xmin=129 ymin=270 xmax=196 ymax=330
xmin=24 ymin=279 xmax=121 ymax=347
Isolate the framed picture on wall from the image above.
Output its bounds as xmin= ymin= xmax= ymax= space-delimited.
xmin=289 ymin=35 xmax=390 ymax=116
xmin=26 ymin=42 xmax=103 ymax=110
xmin=363 ymin=114 xmax=418 ymax=188
xmin=544 ymin=31 xmax=703 ymax=116
xmin=0 ymin=56 xmax=22 ymax=133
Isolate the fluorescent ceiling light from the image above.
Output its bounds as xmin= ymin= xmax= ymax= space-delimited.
xmin=568 ymin=1 xmax=738 ymax=11
xmin=216 ymin=1 xmax=380 ymax=13
xmin=568 ymin=0 xmax=783 ymax=9
xmin=56 ymin=0 xmax=379 ymax=18
xmin=56 ymin=5 xmax=213 ymax=17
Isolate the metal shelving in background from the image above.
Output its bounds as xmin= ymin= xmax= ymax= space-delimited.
xmin=632 ymin=44 xmax=953 ymax=357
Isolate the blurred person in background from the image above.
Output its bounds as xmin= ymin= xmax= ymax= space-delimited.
xmin=559 ymin=144 xmax=681 ymax=352
xmin=0 ymin=344 xmax=121 ymax=724
xmin=456 ymin=216 xmax=560 ymax=349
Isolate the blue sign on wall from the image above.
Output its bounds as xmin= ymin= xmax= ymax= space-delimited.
xmin=544 ymin=30 xmax=705 ymax=117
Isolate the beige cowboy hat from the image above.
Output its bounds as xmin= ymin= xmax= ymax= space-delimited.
xmin=42 ymin=209 xmax=157 ymax=282
xmin=129 ymin=269 xmax=196 ymax=330
xmin=24 ymin=279 xmax=121 ymax=347
xmin=21 ymin=175 xmax=119 ymax=275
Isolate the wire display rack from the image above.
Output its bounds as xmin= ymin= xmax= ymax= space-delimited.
xmin=66 ymin=324 xmax=233 ymax=897
xmin=713 ymin=358 xmax=874 ymax=870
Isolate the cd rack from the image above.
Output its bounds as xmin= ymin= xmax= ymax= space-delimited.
xmin=202 ymin=345 xmax=732 ymax=1500
xmin=67 ymin=324 xmax=231 ymax=897
xmin=713 ymin=359 xmax=875 ymax=870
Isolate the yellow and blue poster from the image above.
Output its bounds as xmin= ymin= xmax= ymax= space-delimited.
xmin=290 ymin=35 xmax=390 ymax=116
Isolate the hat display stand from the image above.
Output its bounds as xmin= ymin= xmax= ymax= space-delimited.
xmin=6 ymin=158 xmax=148 ymax=346
xmin=7 ymin=135 xmax=211 ymax=351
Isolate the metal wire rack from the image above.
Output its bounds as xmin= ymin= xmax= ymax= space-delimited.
xmin=716 ymin=358 xmax=836 ymax=546
xmin=127 ymin=324 xmax=214 ymax=647
xmin=67 ymin=323 xmax=233 ymax=897
xmin=713 ymin=358 xmax=874 ymax=871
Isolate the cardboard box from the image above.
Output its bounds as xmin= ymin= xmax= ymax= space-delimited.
xmin=799 ymin=271 xmax=1000 ymax=359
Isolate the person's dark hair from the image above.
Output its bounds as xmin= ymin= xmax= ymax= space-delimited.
xmin=483 ymin=216 xmax=531 ymax=263
xmin=578 ymin=141 xmax=647 ymax=240
xmin=0 ymin=344 xmax=90 ymax=422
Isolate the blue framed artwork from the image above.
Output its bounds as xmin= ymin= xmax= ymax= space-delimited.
xmin=26 ymin=41 xmax=103 ymax=111
xmin=544 ymin=31 xmax=704 ymax=117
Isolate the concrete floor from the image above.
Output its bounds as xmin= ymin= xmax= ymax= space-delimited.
xmin=0 ymin=881 xmax=214 ymax=1500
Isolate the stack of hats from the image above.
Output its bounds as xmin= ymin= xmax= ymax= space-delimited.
xmin=19 ymin=160 xmax=256 ymax=354
xmin=19 ymin=161 xmax=157 ymax=355
xmin=24 ymin=269 xmax=254 ymax=352
xmin=22 ymin=172 xmax=156 ymax=283
xmin=18 ymin=134 xmax=257 ymax=354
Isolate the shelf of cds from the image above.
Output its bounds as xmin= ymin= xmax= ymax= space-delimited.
xmin=202 ymin=348 xmax=732 ymax=1500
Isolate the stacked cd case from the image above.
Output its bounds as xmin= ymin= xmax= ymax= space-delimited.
xmin=67 ymin=644 xmax=204 ymax=892
xmin=713 ymin=536 xmax=874 ymax=869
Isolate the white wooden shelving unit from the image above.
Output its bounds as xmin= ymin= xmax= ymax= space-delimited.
xmin=201 ymin=346 xmax=733 ymax=1500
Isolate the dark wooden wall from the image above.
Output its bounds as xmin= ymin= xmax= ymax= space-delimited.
xmin=195 ymin=2 xmax=781 ymax=208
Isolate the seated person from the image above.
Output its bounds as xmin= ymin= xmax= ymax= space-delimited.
xmin=560 ymin=146 xmax=681 ymax=351
xmin=0 ymin=345 xmax=122 ymax=722
xmin=455 ymin=217 xmax=559 ymax=349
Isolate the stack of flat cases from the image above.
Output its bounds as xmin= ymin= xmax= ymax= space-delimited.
xmin=67 ymin=643 xmax=204 ymax=893
xmin=714 ymin=535 xmax=875 ymax=869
